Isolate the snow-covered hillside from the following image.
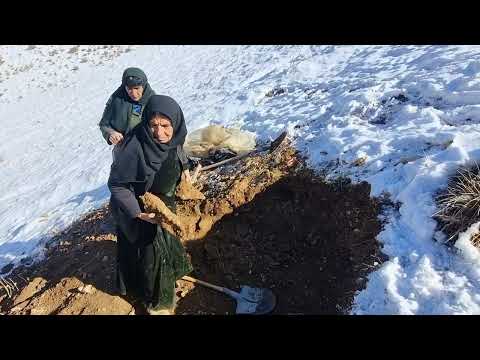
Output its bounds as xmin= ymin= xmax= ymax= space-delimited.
xmin=1 ymin=45 xmax=480 ymax=314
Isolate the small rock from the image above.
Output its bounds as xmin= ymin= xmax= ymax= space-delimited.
xmin=78 ymin=284 xmax=95 ymax=294
xmin=30 ymin=308 xmax=46 ymax=315
xmin=102 ymin=256 xmax=109 ymax=262
xmin=393 ymin=94 xmax=408 ymax=103
xmin=352 ymin=157 xmax=367 ymax=167
xmin=68 ymin=45 xmax=79 ymax=54
xmin=1 ymin=263 xmax=14 ymax=274
xmin=10 ymin=306 xmax=23 ymax=313
xmin=20 ymin=257 xmax=33 ymax=265
xmin=265 ymin=87 xmax=285 ymax=97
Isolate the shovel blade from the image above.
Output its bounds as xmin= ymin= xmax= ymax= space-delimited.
xmin=235 ymin=286 xmax=277 ymax=315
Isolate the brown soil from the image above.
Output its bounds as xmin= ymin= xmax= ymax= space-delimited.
xmin=178 ymin=173 xmax=385 ymax=314
xmin=176 ymin=173 xmax=205 ymax=201
xmin=0 ymin=143 xmax=385 ymax=315
xmin=141 ymin=139 xmax=296 ymax=241
xmin=0 ymin=207 xmax=133 ymax=315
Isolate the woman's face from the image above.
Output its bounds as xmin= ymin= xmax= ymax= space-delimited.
xmin=149 ymin=115 xmax=174 ymax=143
xmin=125 ymin=85 xmax=144 ymax=102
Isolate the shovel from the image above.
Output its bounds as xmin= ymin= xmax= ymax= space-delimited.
xmin=191 ymin=131 xmax=289 ymax=182
xmin=182 ymin=275 xmax=277 ymax=315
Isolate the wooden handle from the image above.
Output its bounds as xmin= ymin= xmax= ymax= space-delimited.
xmin=200 ymin=150 xmax=256 ymax=172
xmin=197 ymin=131 xmax=287 ymax=173
xmin=182 ymin=275 xmax=225 ymax=293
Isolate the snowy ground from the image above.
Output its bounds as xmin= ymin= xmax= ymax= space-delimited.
xmin=1 ymin=45 xmax=480 ymax=314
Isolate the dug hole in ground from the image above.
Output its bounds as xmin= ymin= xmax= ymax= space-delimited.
xmin=0 ymin=139 xmax=387 ymax=315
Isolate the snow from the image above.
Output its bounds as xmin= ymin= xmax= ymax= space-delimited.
xmin=1 ymin=45 xmax=480 ymax=314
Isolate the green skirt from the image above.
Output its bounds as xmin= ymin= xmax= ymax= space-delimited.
xmin=116 ymin=220 xmax=193 ymax=311
xmin=141 ymin=224 xmax=193 ymax=311
xmin=115 ymin=150 xmax=192 ymax=311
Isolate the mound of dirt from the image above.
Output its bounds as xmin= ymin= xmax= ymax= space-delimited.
xmin=177 ymin=173 xmax=385 ymax=314
xmin=142 ymin=141 xmax=298 ymax=241
xmin=0 ymin=142 xmax=386 ymax=315
xmin=0 ymin=207 xmax=133 ymax=315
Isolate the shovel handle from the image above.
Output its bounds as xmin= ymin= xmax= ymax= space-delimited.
xmin=182 ymin=275 xmax=226 ymax=293
xmin=200 ymin=150 xmax=256 ymax=172
xmin=196 ymin=131 xmax=288 ymax=173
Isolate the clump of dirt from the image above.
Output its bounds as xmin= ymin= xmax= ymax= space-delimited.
xmin=0 ymin=140 xmax=385 ymax=315
xmin=176 ymin=174 xmax=205 ymax=201
xmin=140 ymin=192 xmax=184 ymax=237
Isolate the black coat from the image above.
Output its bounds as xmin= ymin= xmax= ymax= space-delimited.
xmin=107 ymin=95 xmax=192 ymax=311
xmin=110 ymin=148 xmax=192 ymax=310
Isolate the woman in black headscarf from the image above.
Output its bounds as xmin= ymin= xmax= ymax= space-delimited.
xmin=99 ymin=67 xmax=155 ymax=159
xmin=108 ymin=95 xmax=193 ymax=315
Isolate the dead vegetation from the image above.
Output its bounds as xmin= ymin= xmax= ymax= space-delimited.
xmin=0 ymin=276 xmax=18 ymax=299
xmin=435 ymin=163 xmax=480 ymax=248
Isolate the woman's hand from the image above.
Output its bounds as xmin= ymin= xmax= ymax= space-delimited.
xmin=109 ymin=131 xmax=124 ymax=145
xmin=137 ymin=212 xmax=157 ymax=224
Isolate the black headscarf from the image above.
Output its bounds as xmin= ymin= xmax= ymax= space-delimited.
xmin=108 ymin=95 xmax=188 ymax=189
xmin=112 ymin=67 xmax=154 ymax=105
